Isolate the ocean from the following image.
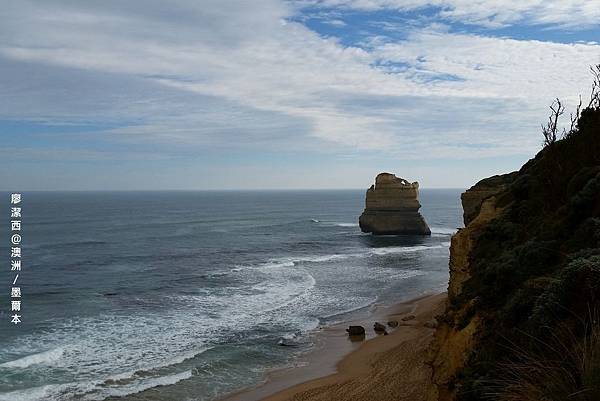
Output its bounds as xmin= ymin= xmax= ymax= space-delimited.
xmin=0 ymin=189 xmax=463 ymax=401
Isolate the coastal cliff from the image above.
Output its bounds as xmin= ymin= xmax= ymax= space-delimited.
xmin=429 ymin=104 xmax=600 ymax=400
xmin=359 ymin=173 xmax=431 ymax=235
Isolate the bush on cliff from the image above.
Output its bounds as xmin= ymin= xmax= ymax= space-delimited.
xmin=449 ymin=70 xmax=600 ymax=400
xmin=482 ymin=315 xmax=600 ymax=401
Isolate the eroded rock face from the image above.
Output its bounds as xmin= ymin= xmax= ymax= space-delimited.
xmin=427 ymin=172 xmax=515 ymax=401
xmin=359 ymin=173 xmax=431 ymax=235
xmin=428 ymin=197 xmax=502 ymax=401
xmin=427 ymin=106 xmax=600 ymax=401
xmin=460 ymin=173 xmax=516 ymax=225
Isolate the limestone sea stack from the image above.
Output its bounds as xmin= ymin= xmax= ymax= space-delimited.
xmin=359 ymin=173 xmax=431 ymax=235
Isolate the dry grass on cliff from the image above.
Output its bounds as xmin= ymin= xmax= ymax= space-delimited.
xmin=483 ymin=311 xmax=600 ymax=401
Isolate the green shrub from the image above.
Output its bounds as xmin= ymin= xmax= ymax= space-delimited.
xmin=451 ymin=104 xmax=600 ymax=400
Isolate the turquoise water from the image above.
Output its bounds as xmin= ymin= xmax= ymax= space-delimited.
xmin=0 ymin=189 xmax=462 ymax=400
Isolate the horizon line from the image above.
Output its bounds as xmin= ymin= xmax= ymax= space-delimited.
xmin=0 ymin=187 xmax=467 ymax=192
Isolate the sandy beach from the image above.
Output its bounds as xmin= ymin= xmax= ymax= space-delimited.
xmin=224 ymin=292 xmax=447 ymax=401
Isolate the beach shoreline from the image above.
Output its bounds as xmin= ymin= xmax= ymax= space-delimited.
xmin=222 ymin=291 xmax=447 ymax=401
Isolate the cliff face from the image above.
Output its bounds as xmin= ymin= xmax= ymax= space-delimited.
xmin=429 ymin=106 xmax=600 ymax=400
xmin=429 ymin=176 xmax=513 ymax=401
xmin=460 ymin=173 xmax=516 ymax=226
xmin=359 ymin=173 xmax=431 ymax=235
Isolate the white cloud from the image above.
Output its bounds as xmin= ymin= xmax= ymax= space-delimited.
xmin=0 ymin=0 xmax=599 ymax=163
xmin=324 ymin=19 xmax=347 ymax=27
xmin=309 ymin=0 xmax=600 ymax=28
xmin=371 ymin=27 xmax=600 ymax=102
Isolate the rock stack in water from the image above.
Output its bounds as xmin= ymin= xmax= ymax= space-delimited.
xmin=359 ymin=173 xmax=431 ymax=235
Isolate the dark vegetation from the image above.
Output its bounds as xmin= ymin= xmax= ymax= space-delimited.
xmin=454 ymin=65 xmax=600 ymax=400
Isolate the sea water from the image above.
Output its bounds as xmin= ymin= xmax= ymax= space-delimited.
xmin=0 ymin=189 xmax=462 ymax=401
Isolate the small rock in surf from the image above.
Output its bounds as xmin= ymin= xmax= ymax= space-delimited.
xmin=346 ymin=325 xmax=365 ymax=336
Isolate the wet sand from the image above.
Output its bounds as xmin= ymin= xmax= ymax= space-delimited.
xmin=223 ymin=292 xmax=446 ymax=401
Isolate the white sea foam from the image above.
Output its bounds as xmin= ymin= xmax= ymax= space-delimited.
xmin=315 ymin=221 xmax=359 ymax=227
xmin=163 ymin=347 xmax=212 ymax=367
xmin=369 ymin=244 xmax=446 ymax=256
xmin=0 ymin=381 xmax=96 ymax=401
xmin=430 ymin=227 xmax=459 ymax=235
xmin=280 ymin=254 xmax=351 ymax=265
xmin=319 ymin=296 xmax=379 ymax=320
xmin=255 ymin=260 xmax=295 ymax=269
xmin=99 ymin=370 xmax=193 ymax=399
xmin=104 ymin=346 xmax=213 ymax=384
xmin=388 ymin=269 xmax=427 ymax=279
xmin=248 ymin=268 xmax=317 ymax=315
xmin=235 ymin=254 xmax=350 ymax=271
xmin=0 ymin=347 xmax=64 ymax=369
xmin=0 ymin=385 xmax=60 ymax=401
xmin=245 ymin=243 xmax=447 ymax=271
xmin=140 ymin=369 xmax=192 ymax=388
xmin=2 ymin=370 xmax=195 ymax=401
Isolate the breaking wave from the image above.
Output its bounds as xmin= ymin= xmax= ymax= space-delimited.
xmin=0 ymin=348 xmax=64 ymax=369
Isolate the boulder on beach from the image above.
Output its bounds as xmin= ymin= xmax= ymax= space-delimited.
xmin=373 ymin=322 xmax=387 ymax=332
xmin=424 ymin=319 xmax=438 ymax=329
xmin=387 ymin=320 xmax=399 ymax=328
xmin=358 ymin=173 xmax=431 ymax=235
xmin=346 ymin=325 xmax=365 ymax=336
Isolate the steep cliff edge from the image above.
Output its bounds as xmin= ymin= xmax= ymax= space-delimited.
xmin=429 ymin=105 xmax=600 ymax=400
xmin=429 ymin=175 xmax=513 ymax=401
xmin=359 ymin=173 xmax=431 ymax=235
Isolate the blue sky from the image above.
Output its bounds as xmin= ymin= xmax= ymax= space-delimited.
xmin=1 ymin=0 xmax=599 ymax=190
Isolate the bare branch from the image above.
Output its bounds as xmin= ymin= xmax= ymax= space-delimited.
xmin=542 ymin=98 xmax=564 ymax=147
xmin=567 ymin=95 xmax=582 ymax=137
xmin=589 ymin=64 xmax=600 ymax=109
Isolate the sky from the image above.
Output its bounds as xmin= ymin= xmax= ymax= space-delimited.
xmin=1 ymin=0 xmax=599 ymax=190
